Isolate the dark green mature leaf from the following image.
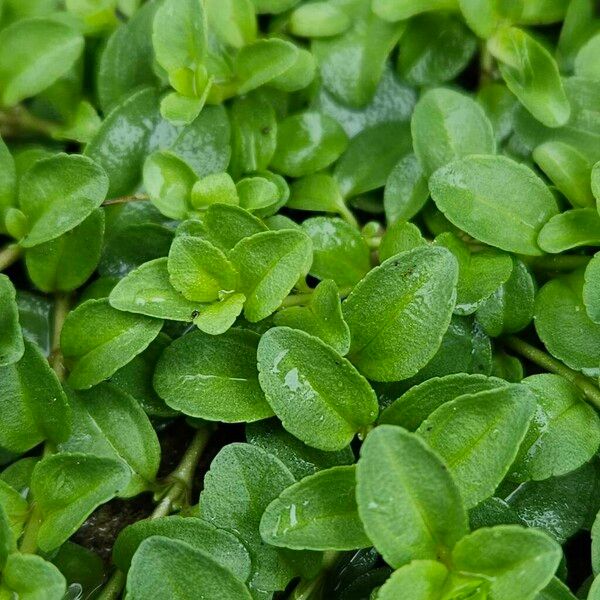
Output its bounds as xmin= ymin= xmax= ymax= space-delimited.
xmin=451 ymin=526 xmax=561 ymax=600
xmin=199 ymin=443 xmax=319 ymax=592
xmin=412 ymin=88 xmax=495 ymax=176
xmin=31 ymin=453 xmax=131 ymax=552
xmin=343 ymin=246 xmax=458 ymax=381
xmin=0 ymin=340 xmax=71 ymax=453
xmin=538 ymin=209 xmax=600 ymax=253
xmin=19 ymin=154 xmax=109 ymax=248
xmin=260 ymin=465 xmax=369 ymax=551
xmin=0 ymin=553 xmax=66 ymax=600
xmin=126 ymin=537 xmax=252 ymax=600
xmin=356 ymin=425 xmax=468 ymax=568
xmin=257 ymin=327 xmax=377 ymax=450
xmin=154 ymin=328 xmax=272 ymax=422
xmin=0 ymin=274 xmax=24 ymax=366
xmin=417 ymin=385 xmax=536 ymax=508
xmin=50 ymin=542 xmax=104 ymax=600
xmin=113 ymin=516 xmax=251 ymax=579
xmin=61 ymin=298 xmax=163 ymax=389
xmin=429 ymin=155 xmax=559 ymax=255
xmin=230 ymin=230 xmax=313 ymax=322
xmin=0 ymin=17 xmax=83 ymax=106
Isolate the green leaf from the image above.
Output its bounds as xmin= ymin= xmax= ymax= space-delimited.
xmin=237 ymin=176 xmax=279 ymax=213
xmin=0 ymin=340 xmax=71 ymax=453
xmin=477 ymin=82 xmax=519 ymax=143
xmin=109 ymin=258 xmax=201 ymax=322
xmin=24 ymin=209 xmax=104 ymax=293
xmin=167 ymin=235 xmax=238 ymax=303
xmin=58 ymin=385 xmax=161 ymax=497
xmin=557 ymin=0 xmax=598 ymax=71
xmin=302 ymin=217 xmax=370 ymax=288
xmin=289 ymin=3 xmax=351 ymax=37
xmin=201 ymin=204 xmax=268 ymax=252
xmin=125 ymin=537 xmax=252 ymax=600
xmin=199 ymin=443 xmax=319 ymax=591
xmin=246 ymin=419 xmax=354 ymax=480
xmin=50 ymin=542 xmax=104 ymax=599
xmin=488 ymin=27 xmax=571 ymax=128
xmin=535 ymin=271 xmax=600 ymax=374
xmin=378 ymin=221 xmax=427 ymax=263
xmin=0 ymin=135 xmax=16 ymax=234
xmin=451 ymin=526 xmax=562 ymax=600
xmin=429 ymin=155 xmax=559 ymax=255
xmin=0 ymin=274 xmax=23 ymax=366
xmin=250 ymin=0 xmax=299 ymax=14
xmin=0 ymin=553 xmax=66 ymax=600
xmin=205 ymin=0 xmax=256 ymax=49
xmin=411 ymin=88 xmax=495 ymax=176
xmin=113 ymin=516 xmax=251 ymax=579
xmin=287 ymin=173 xmax=347 ymax=216
xmin=491 ymin=350 xmax=524 ymax=383
xmin=270 ymin=112 xmax=347 ymax=178
xmin=31 ymin=453 xmax=131 ymax=552
xmin=476 ymin=257 xmax=535 ymax=337
xmin=260 ymin=465 xmax=369 ymax=551
xmin=356 ymin=425 xmax=468 ymax=568
xmin=538 ymin=209 xmax=600 ymax=253
xmin=154 ymin=328 xmax=272 ymax=422
xmin=417 ymin=384 xmax=536 ymax=508
xmin=584 ymin=252 xmax=600 ymax=323
xmin=230 ymin=230 xmax=313 ymax=322
xmin=435 ymin=232 xmax=513 ymax=315
xmin=0 ymin=504 xmax=13 ymax=570
xmin=18 ymin=153 xmax=109 ymax=248
xmin=194 ymin=293 xmax=246 ymax=335
xmin=61 ymin=298 xmax=163 ymax=389
xmin=0 ymin=17 xmax=83 ymax=106
xmin=372 ymin=0 xmax=456 ymax=21
xmin=257 ymin=327 xmax=378 ymax=451
xmin=574 ymin=32 xmax=600 ymax=80
xmin=343 ymin=246 xmax=458 ymax=382
xmin=191 ymin=172 xmax=238 ymax=210
xmin=274 ymin=279 xmax=350 ymax=355
xmin=380 ymin=373 xmax=508 ymax=431
xmin=384 ymin=154 xmax=429 ymax=225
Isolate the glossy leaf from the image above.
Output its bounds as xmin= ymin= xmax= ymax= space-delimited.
xmin=0 ymin=274 xmax=23 ymax=366
xmin=383 ymin=154 xmax=429 ymax=225
xmin=584 ymin=252 xmax=600 ymax=324
xmin=538 ymin=209 xmax=600 ymax=253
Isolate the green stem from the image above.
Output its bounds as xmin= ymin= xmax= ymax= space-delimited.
xmin=49 ymin=294 xmax=70 ymax=382
xmin=504 ymin=336 xmax=600 ymax=410
xmin=0 ymin=106 xmax=58 ymax=138
xmin=280 ymin=292 xmax=313 ymax=308
xmin=0 ymin=243 xmax=22 ymax=271
xmin=102 ymin=193 xmax=149 ymax=206
xmin=525 ymin=254 xmax=591 ymax=273
xmin=479 ymin=43 xmax=495 ymax=85
xmin=337 ymin=202 xmax=358 ymax=230
xmin=96 ymin=425 xmax=213 ymax=600
xmin=288 ymin=551 xmax=340 ymax=600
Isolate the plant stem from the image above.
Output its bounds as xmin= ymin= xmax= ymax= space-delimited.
xmin=49 ymin=294 xmax=70 ymax=382
xmin=102 ymin=193 xmax=149 ymax=206
xmin=0 ymin=106 xmax=58 ymax=138
xmin=280 ymin=292 xmax=313 ymax=308
xmin=337 ymin=202 xmax=358 ymax=230
xmin=96 ymin=425 xmax=213 ymax=600
xmin=0 ymin=243 xmax=22 ymax=271
xmin=503 ymin=336 xmax=600 ymax=409
xmin=288 ymin=551 xmax=340 ymax=600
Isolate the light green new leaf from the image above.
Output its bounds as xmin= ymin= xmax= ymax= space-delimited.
xmin=230 ymin=230 xmax=313 ymax=322
xmin=167 ymin=235 xmax=238 ymax=303
xmin=378 ymin=221 xmax=427 ymax=263
xmin=201 ymin=204 xmax=268 ymax=252
xmin=584 ymin=252 xmax=600 ymax=323
xmin=0 ymin=17 xmax=83 ymax=106
xmin=0 ymin=340 xmax=71 ymax=453
xmin=126 ymin=537 xmax=252 ymax=600
xmin=274 ymin=279 xmax=350 ymax=355
xmin=260 ymin=465 xmax=369 ymax=551
xmin=194 ymin=293 xmax=246 ymax=335
xmin=417 ymin=384 xmax=536 ymax=507
xmin=0 ymin=274 xmax=23 ymax=366
xmin=61 ymin=298 xmax=163 ymax=389
xmin=58 ymin=385 xmax=161 ymax=497
xmin=411 ymin=88 xmax=495 ymax=176
xmin=0 ymin=553 xmax=66 ymax=600
xmin=384 ymin=154 xmax=429 ymax=225
xmin=191 ymin=172 xmax=238 ymax=210
xmin=257 ymin=327 xmax=377 ymax=451
xmin=429 ymin=155 xmax=559 ymax=255
xmin=31 ymin=453 xmax=131 ymax=552
xmin=488 ymin=27 xmax=570 ymax=128
xmin=574 ymin=32 xmax=600 ymax=80
xmin=452 ymin=526 xmax=562 ymax=600
xmin=154 ymin=328 xmax=272 ymax=422
xmin=287 ymin=173 xmax=347 ymax=216
xmin=18 ymin=154 xmax=109 ymax=248
xmin=538 ymin=209 xmax=600 ymax=253
xmin=205 ymin=0 xmax=256 ymax=49
xmin=356 ymin=425 xmax=468 ymax=568
xmin=343 ymin=246 xmax=458 ymax=381
xmin=289 ymin=3 xmax=350 ymax=37
xmin=113 ymin=516 xmax=251 ymax=579
xmin=109 ymin=258 xmax=201 ymax=322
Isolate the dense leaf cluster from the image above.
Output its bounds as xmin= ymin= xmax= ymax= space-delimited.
xmin=0 ymin=0 xmax=600 ymax=599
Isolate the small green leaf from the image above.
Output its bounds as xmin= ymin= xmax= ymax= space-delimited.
xmin=31 ymin=453 xmax=131 ymax=552
xmin=0 ymin=479 xmax=28 ymax=539
xmin=125 ymin=537 xmax=252 ymax=600
xmin=260 ymin=465 xmax=369 ymax=551
xmin=289 ymin=3 xmax=350 ymax=37
xmin=344 ymin=246 xmax=458 ymax=381
xmin=237 ymin=176 xmax=279 ymax=212
xmin=429 ymin=155 xmax=559 ymax=255
xmin=194 ymin=293 xmax=246 ymax=335
xmin=191 ymin=172 xmax=238 ymax=210
xmin=61 ymin=298 xmax=163 ymax=389
xmin=378 ymin=221 xmax=427 ymax=263
xmin=372 ymin=0 xmax=456 ymax=21
xmin=384 ymin=154 xmax=429 ymax=225
xmin=154 ymin=328 xmax=272 ymax=422
xmin=538 ymin=209 xmax=600 ymax=253
xmin=287 ymin=173 xmax=346 ymax=216
xmin=356 ymin=425 xmax=469 ymax=568
xmin=574 ymin=32 xmax=600 ymax=80
xmin=201 ymin=204 xmax=268 ymax=252
xmin=451 ymin=526 xmax=562 ymax=600
xmin=205 ymin=0 xmax=256 ymax=49
xmin=230 ymin=229 xmax=312 ymax=322
xmin=257 ymin=327 xmax=378 ymax=451
xmin=0 ymin=553 xmax=66 ymax=600
xmin=584 ymin=252 xmax=600 ymax=323
xmin=18 ymin=154 xmax=109 ymax=248
xmin=0 ymin=274 xmax=23 ymax=366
